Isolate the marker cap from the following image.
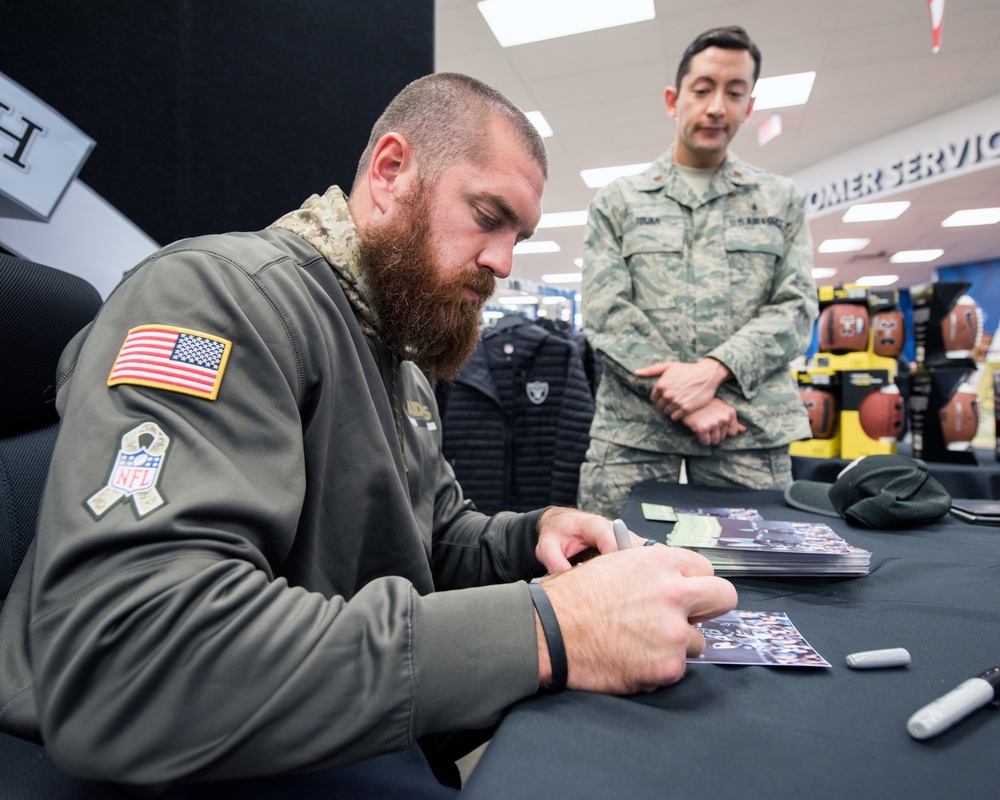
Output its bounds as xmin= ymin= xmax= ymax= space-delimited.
xmin=846 ymin=647 xmax=911 ymax=669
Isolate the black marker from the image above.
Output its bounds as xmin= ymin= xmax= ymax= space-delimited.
xmin=907 ymin=665 xmax=1000 ymax=739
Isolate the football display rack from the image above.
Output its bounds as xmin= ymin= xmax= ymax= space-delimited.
xmin=793 ymin=284 xmax=901 ymax=461
xmin=908 ymin=281 xmax=982 ymax=465
xmin=793 ymin=281 xmax=985 ymax=465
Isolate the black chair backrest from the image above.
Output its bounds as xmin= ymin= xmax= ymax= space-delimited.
xmin=0 ymin=255 xmax=103 ymax=602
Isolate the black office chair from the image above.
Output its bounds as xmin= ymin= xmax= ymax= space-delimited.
xmin=0 ymin=254 xmax=133 ymax=798
xmin=0 ymin=255 xmax=105 ymax=599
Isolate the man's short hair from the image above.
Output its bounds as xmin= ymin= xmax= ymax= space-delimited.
xmin=352 ymin=72 xmax=548 ymax=191
xmin=675 ymin=26 xmax=762 ymax=88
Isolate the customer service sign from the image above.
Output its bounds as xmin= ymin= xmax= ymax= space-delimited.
xmin=793 ymin=94 xmax=1000 ymax=218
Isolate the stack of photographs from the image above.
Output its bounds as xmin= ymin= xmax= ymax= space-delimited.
xmin=660 ymin=509 xmax=871 ymax=577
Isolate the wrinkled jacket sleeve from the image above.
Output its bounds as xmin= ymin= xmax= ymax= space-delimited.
xmin=432 ymin=503 xmax=548 ymax=590
xmin=428 ymin=455 xmax=548 ymax=591
xmin=708 ymin=184 xmax=818 ymax=399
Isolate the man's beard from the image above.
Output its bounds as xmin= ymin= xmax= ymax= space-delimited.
xmin=358 ymin=185 xmax=495 ymax=381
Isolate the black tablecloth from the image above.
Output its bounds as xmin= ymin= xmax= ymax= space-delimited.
xmin=792 ymin=445 xmax=999 ymax=499
xmin=462 ymin=483 xmax=1000 ymax=800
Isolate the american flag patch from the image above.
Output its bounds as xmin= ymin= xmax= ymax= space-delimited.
xmin=108 ymin=325 xmax=232 ymax=400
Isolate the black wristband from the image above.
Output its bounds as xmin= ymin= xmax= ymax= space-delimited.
xmin=529 ymin=581 xmax=568 ymax=692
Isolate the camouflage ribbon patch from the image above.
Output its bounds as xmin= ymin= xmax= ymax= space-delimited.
xmin=87 ymin=421 xmax=170 ymax=518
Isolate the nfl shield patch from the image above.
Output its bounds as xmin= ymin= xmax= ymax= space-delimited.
xmin=87 ymin=421 xmax=171 ymax=518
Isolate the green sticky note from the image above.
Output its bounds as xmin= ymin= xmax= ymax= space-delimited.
xmin=641 ymin=502 xmax=677 ymax=522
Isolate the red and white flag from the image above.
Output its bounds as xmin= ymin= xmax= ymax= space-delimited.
xmin=928 ymin=0 xmax=945 ymax=53
xmin=108 ymin=324 xmax=232 ymax=400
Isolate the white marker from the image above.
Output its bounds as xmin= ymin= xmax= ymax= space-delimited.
xmin=846 ymin=648 xmax=911 ymax=669
xmin=907 ymin=665 xmax=1000 ymax=739
xmin=612 ymin=518 xmax=631 ymax=550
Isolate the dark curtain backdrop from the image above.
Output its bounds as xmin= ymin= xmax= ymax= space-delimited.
xmin=5 ymin=0 xmax=435 ymax=246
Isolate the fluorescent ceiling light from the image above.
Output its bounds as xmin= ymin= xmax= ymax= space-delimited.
xmin=581 ymin=162 xmax=651 ymax=188
xmin=482 ymin=310 xmax=505 ymax=320
xmin=513 ymin=240 xmax=560 ymax=255
xmin=941 ymin=207 xmax=1000 ymax=227
xmin=889 ymin=249 xmax=943 ymax=263
xmin=752 ymin=72 xmax=816 ymax=111
xmin=541 ymin=296 xmax=565 ymax=305
xmin=574 ymin=258 xmax=583 ymax=268
xmin=817 ymin=238 xmax=870 ymax=253
xmin=525 ymin=111 xmax=553 ymax=138
xmin=812 ymin=267 xmax=839 ymax=279
xmin=842 ymin=201 xmax=911 ymax=222
xmin=542 ymin=272 xmax=582 ymax=283
xmin=478 ymin=0 xmax=655 ymax=48
xmin=857 ymin=275 xmax=900 ymax=287
xmin=497 ymin=294 xmax=540 ymax=305
xmin=538 ymin=210 xmax=588 ymax=228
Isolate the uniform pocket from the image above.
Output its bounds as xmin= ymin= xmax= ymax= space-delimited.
xmin=724 ymin=224 xmax=784 ymax=260
xmin=621 ymin=225 xmax=686 ymax=312
xmin=724 ymin=225 xmax=784 ymax=325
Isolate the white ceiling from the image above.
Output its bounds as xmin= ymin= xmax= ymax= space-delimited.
xmin=435 ymin=0 xmax=1000 ymax=302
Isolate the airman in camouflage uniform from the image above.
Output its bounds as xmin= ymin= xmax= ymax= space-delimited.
xmin=578 ymin=26 xmax=818 ymax=517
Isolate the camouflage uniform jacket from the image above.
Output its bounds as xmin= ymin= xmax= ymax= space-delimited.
xmin=582 ymin=150 xmax=818 ymax=455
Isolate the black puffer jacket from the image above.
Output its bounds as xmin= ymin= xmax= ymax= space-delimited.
xmin=438 ymin=316 xmax=595 ymax=515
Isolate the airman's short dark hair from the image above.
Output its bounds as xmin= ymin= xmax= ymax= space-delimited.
xmin=676 ymin=26 xmax=761 ymax=88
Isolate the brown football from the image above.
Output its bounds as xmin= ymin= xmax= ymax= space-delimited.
xmin=858 ymin=386 xmax=905 ymax=440
xmin=818 ymin=303 xmax=870 ymax=354
xmin=940 ymin=295 xmax=982 ymax=357
xmin=871 ymin=309 xmax=906 ymax=358
xmin=939 ymin=384 xmax=980 ymax=446
xmin=800 ymin=386 xmax=838 ymax=439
